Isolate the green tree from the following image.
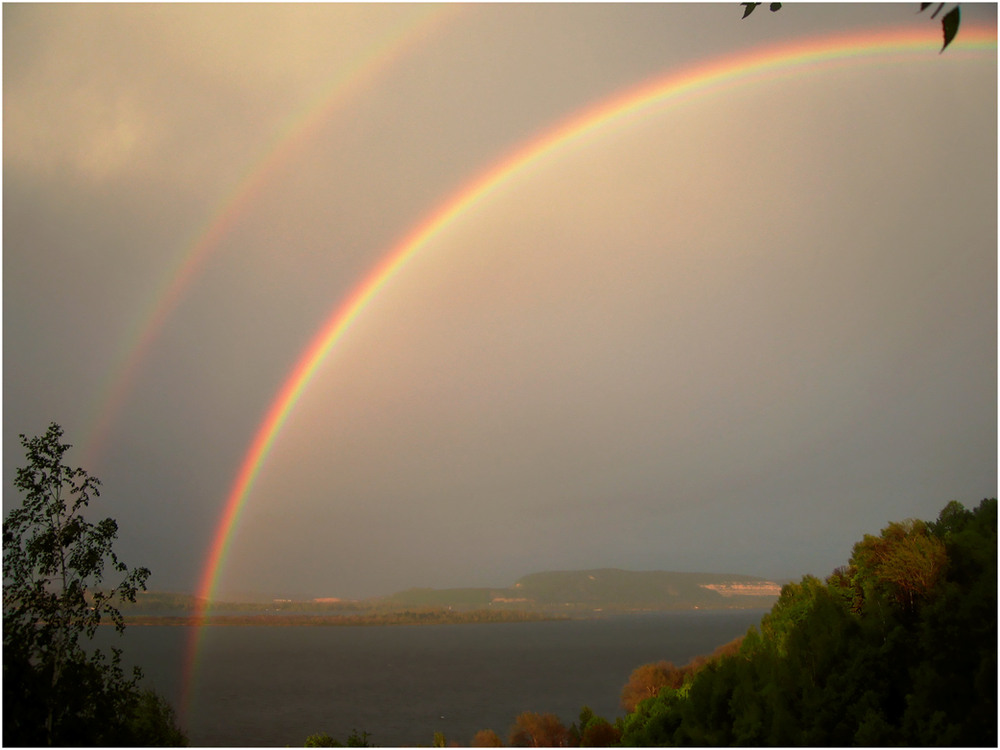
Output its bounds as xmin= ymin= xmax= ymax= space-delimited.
xmin=124 ymin=689 xmax=189 ymax=746
xmin=899 ymin=499 xmax=997 ymax=745
xmin=305 ymin=733 xmax=341 ymax=747
xmin=616 ymin=499 xmax=995 ymax=746
xmin=3 ymin=422 xmax=185 ymax=745
xmin=849 ymin=519 xmax=947 ymax=617
xmin=304 ymin=729 xmax=373 ymax=747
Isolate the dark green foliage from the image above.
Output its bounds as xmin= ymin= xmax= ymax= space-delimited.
xmin=618 ymin=499 xmax=996 ymax=746
xmin=305 ymin=733 xmax=341 ymax=747
xmin=900 ymin=499 xmax=997 ymax=744
xmin=346 ymin=729 xmax=374 ymax=746
xmin=304 ymin=729 xmax=373 ymax=747
xmin=3 ymin=423 xmax=186 ymax=746
xmin=123 ymin=690 xmax=189 ymax=747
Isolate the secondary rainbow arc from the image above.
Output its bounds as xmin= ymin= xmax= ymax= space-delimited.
xmin=78 ymin=5 xmax=458 ymax=468
xmin=180 ymin=23 xmax=996 ymax=722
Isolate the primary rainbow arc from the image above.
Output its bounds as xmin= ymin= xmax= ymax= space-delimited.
xmin=181 ymin=23 xmax=996 ymax=720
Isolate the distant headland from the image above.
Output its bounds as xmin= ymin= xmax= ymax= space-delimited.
xmin=121 ymin=569 xmax=782 ymax=625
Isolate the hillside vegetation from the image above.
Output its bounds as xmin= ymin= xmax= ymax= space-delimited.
xmin=454 ymin=498 xmax=996 ymax=747
xmin=614 ymin=498 xmax=996 ymax=746
xmin=383 ymin=570 xmax=780 ymax=612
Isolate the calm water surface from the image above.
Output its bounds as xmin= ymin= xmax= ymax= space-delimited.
xmin=112 ymin=610 xmax=766 ymax=747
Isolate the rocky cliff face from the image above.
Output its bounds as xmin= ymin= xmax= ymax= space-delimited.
xmin=499 ymin=568 xmax=782 ymax=610
xmin=698 ymin=581 xmax=783 ymax=597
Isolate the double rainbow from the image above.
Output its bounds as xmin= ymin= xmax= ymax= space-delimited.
xmin=181 ymin=23 xmax=995 ymax=720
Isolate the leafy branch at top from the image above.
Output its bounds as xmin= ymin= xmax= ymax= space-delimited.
xmin=919 ymin=3 xmax=961 ymax=51
xmin=741 ymin=3 xmax=963 ymax=52
xmin=740 ymin=3 xmax=782 ymax=19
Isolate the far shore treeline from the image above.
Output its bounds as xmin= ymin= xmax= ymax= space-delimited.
xmin=122 ymin=609 xmax=566 ymax=627
xmin=120 ymin=569 xmax=783 ymax=623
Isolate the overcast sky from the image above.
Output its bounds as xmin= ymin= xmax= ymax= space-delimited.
xmin=4 ymin=3 xmax=997 ymax=600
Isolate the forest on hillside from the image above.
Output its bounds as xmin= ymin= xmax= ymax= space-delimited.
xmin=314 ymin=498 xmax=994 ymax=747
xmin=610 ymin=498 xmax=996 ymax=747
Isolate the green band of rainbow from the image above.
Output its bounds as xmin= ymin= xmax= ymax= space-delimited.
xmin=180 ymin=23 xmax=996 ymax=721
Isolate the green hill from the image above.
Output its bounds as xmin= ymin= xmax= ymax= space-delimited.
xmin=379 ymin=569 xmax=781 ymax=611
xmin=510 ymin=569 xmax=780 ymax=608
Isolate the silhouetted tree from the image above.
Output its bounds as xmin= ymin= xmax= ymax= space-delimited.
xmin=3 ymin=422 xmax=185 ymax=745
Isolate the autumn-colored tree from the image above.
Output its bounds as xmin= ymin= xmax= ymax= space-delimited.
xmin=508 ymin=712 xmax=572 ymax=747
xmin=471 ymin=728 xmax=504 ymax=747
xmin=579 ymin=716 xmax=620 ymax=747
xmin=620 ymin=660 xmax=685 ymax=712
xmin=685 ymin=636 xmax=744 ymax=672
xmin=849 ymin=519 xmax=947 ymax=615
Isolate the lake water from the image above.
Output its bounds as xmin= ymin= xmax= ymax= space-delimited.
xmin=110 ymin=610 xmax=767 ymax=747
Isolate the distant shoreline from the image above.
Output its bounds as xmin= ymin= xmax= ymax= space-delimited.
xmin=123 ymin=610 xmax=569 ymax=627
xmin=119 ymin=569 xmax=782 ymax=623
